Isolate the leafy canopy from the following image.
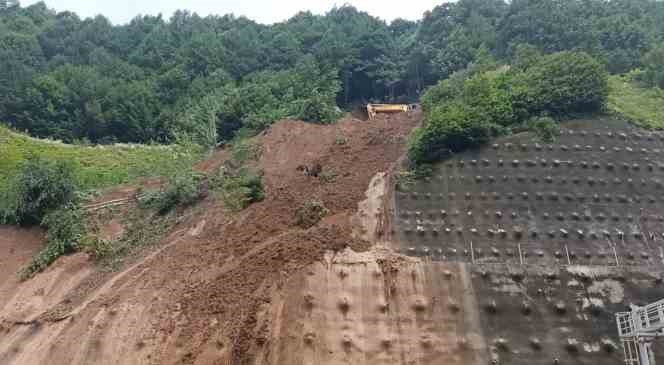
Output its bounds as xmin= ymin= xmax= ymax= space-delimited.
xmin=4 ymin=156 xmax=76 ymax=225
xmin=1 ymin=0 xmax=663 ymax=145
xmin=409 ymin=50 xmax=609 ymax=164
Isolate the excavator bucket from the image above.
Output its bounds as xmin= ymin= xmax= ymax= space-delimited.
xmin=366 ymin=103 xmax=414 ymax=120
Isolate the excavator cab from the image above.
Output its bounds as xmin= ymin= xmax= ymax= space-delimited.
xmin=366 ymin=103 xmax=416 ymax=120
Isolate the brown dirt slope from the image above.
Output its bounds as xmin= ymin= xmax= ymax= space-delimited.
xmin=256 ymin=252 xmax=488 ymax=365
xmin=0 ymin=226 xmax=46 ymax=309
xmin=0 ymin=111 xmax=419 ymax=365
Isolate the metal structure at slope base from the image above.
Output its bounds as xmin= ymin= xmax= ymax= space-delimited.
xmin=616 ymin=298 xmax=664 ymax=365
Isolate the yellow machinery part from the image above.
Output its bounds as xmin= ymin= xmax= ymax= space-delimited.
xmin=367 ymin=104 xmax=412 ymax=120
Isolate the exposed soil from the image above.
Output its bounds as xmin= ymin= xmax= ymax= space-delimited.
xmin=0 ymin=226 xmax=46 ymax=307
xmin=254 ymin=250 xmax=488 ymax=365
xmin=0 ymin=111 xmax=420 ymax=365
xmin=195 ymin=147 xmax=228 ymax=174
xmin=177 ymin=113 xmax=420 ymax=364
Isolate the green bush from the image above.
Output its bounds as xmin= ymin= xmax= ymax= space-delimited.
xmin=318 ymin=169 xmax=337 ymax=184
xmin=296 ymin=89 xmax=341 ymax=124
xmin=157 ymin=170 xmax=204 ymax=214
xmin=409 ymin=70 xmax=511 ymax=165
xmin=420 ymin=71 xmax=467 ymax=113
xmin=409 ymin=51 xmax=608 ymax=165
xmin=526 ymin=116 xmax=560 ymax=142
xmin=420 ymin=80 xmax=456 ymax=113
xmin=461 ymin=72 xmax=515 ymax=127
xmin=408 ymin=101 xmax=504 ymax=164
xmin=22 ymin=203 xmax=84 ymax=278
xmin=295 ymin=200 xmax=329 ymax=228
xmin=5 ymin=156 xmax=76 ymax=225
xmin=210 ymin=166 xmax=264 ymax=212
xmin=140 ymin=169 xmax=204 ymax=214
xmin=511 ymin=51 xmax=609 ymax=118
xmin=395 ymin=165 xmax=434 ymax=191
xmin=334 ymin=134 xmax=348 ymax=145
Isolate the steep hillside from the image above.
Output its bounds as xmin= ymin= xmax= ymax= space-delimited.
xmin=0 ymin=226 xmax=45 ymax=308
xmin=0 ymin=111 xmax=420 ymax=365
xmin=391 ymin=116 xmax=664 ymax=364
xmin=241 ymin=115 xmax=664 ymax=365
xmin=4 ymin=111 xmax=664 ymax=365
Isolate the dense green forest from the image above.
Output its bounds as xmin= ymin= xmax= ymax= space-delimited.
xmin=1 ymin=0 xmax=663 ymax=146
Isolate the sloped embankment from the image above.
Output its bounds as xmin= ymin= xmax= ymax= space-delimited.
xmin=0 ymin=111 xmax=420 ymax=365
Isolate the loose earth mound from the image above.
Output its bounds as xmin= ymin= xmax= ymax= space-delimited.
xmin=0 ymin=111 xmax=419 ymax=365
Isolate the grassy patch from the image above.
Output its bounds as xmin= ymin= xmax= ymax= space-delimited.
xmin=608 ymin=75 xmax=664 ymax=130
xmin=0 ymin=126 xmax=201 ymax=196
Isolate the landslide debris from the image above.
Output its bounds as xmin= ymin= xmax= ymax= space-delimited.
xmin=0 ymin=111 xmax=419 ymax=365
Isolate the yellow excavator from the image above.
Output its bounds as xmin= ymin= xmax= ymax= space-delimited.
xmin=366 ymin=103 xmax=415 ymax=120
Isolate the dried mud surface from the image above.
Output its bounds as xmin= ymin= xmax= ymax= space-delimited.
xmin=0 ymin=112 xmax=419 ymax=365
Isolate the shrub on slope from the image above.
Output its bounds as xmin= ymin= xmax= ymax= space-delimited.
xmin=409 ymin=50 xmax=609 ymax=164
xmin=3 ymin=156 xmax=76 ymax=225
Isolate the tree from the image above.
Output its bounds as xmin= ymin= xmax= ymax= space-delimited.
xmin=415 ymin=0 xmax=506 ymax=85
xmin=594 ymin=14 xmax=649 ymax=73
xmin=37 ymin=11 xmax=82 ymax=60
xmin=174 ymin=90 xmax=225 ymax=148
xmin=104 ymin=80 xmax=162 ymax=142
xmin=179 ymin=32 xmax=229 ymax=77
xmin=129 ymin=24 xmax=176 ymax=69
xmin=262 ymin=31 xmax=302 ymax=70
xmin=0 ymin=30 xmax=44 ymax=123
xmin=497 ymin=0 xmax=598 ymax=57
xmin=511 ymin=51 xmax=609 ymax=117
xmin=2 ymin=0 xmax=663 ymax=148
xmin=408 ymin=100 xmax=503 ymax=164
xmin=410 ymin=50 xmax=608 ymax=165
xmin=641 ymin=43 xmax=664 ymax=89
xmin=14 ymin=64 xmax=114 ymax=142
